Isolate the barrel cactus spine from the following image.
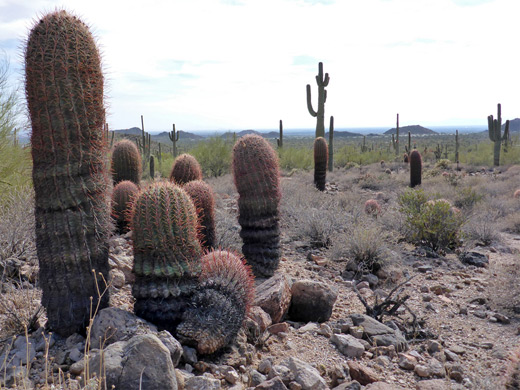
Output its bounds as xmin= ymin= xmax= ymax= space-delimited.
xmin=130 ymin=181 xmax=203 ymax=332
xmin=409 ymin=149 xmax=422 ymax=188
xmin=25 ymin=10 xmax=111 ymax=335
xmin=111 ymin=139 xmax=142 ymax=185
xmin=183 ymin=180 xmax=216 ymax=251
xmin=232 ymin=134 xmax=282 ymax=278
xmin=169 ymin=153 xmax=203 ymax=185
xmin=176 ymin=250 xmax=255 ymax=354
xmin=314 ymin=137 xmax=328 ymax=191
xmin=112 ymin=180 xmax=139 ymax=234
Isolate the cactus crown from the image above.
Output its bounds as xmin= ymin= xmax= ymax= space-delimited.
xmin=314 ymin=137 xmax=328 ymax=163
xmin=111 ymin=139 xmax=142 ymax=185
xmin=112 ymin=180 xmax=139 ymax=233
xmin=130 ymin=181 xmax=202 ymax=278
xmin=169 ymin=153 xmax=203 ymax=185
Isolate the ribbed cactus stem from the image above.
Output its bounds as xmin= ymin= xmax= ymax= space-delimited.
xmin=306 ymin=62 xmax=329 ymax=138
xmin=410 ymin=150 xmax=422 ymax=188
xmin=314 ymin=137 xmax=328 ymax=191
xmin=25 ymin=10 xmax=111 ymax=336
xmin=328 ymin=116 xmax=334 ymax=172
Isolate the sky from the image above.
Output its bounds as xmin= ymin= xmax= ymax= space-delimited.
xmin=1 ymin=0 xmax=519 ymax=133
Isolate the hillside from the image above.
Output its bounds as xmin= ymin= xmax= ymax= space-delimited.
xmin=220 ymin=130 xmax=280 ymax=139
xmin=505 ymin=118 xmax=520 ymax=132
xmin=325 ymin=130 xmax=363 ymax=138
xmin=384 ymin=125 xmax=438 ymax=135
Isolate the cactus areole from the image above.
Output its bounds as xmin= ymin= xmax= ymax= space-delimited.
xmin=25 ymin=10 xmax=111 ymax=336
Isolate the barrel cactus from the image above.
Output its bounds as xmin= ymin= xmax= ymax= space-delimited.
xmin=176 ymin=250 xmax=255 ymax=354
xmin=183 ymin=180 xmax=216 ymax=251
xmin=169 ymin=153 xmax=203 ymax=185
xmin=130 ymin=181 xmax=202 ymax=331
xmin=409 ymin=150 xmax=422 ymax=188
xmin=25 ymin=10 xmax=111 ymax=335
xmin=232 ymin=134 xmax=282 ymax=277
xmin=314 ymin=137 xmax=328 ymax=191
xmin=111 ymin=139 xmax=142 ymax=186
xmin=112 ymin=180 xmax=139 ymax=234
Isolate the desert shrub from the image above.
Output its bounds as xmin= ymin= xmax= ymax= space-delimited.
xmin=0 ymin=281 xmax=42 ymax=338
xmin=463 ymin=209 xmax=501 ymax=246
xmin=190 ymin=136 xmax=232 ymax=177
xmin=398 ymin=190 xmax=463 ymax=252
xmin=435 ymin=159 xmax=451 ymax=169
xmin=453 ymin=186 xmax=483 ymax=210
xmin=344 ymin=224 xmax=388 ymax=273
xmin=278 ymin=147 xmax=313 ymax=171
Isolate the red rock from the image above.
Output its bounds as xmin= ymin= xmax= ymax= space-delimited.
xmin=346 ymin=361 xmax=379 ymax=385
xmin=255 ymin=274 xmax=292 ymax=323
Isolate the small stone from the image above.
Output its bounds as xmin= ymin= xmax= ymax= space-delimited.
xmin=250 ymin=370 xmax=268 ymax=387
xmin=415 ymin=379 xmax=451 ymax=390
xmin=426 ymin=340 xmax=442 ymax=354
xmin=317 ymin=324 xmax=332 ymax=338
xmin=398 ymin=353 xmax=417 ymax=370
xmin=414 ymin=365 xmax=431 ymax=378
xmin=288 ymin=382 xmax=302 ymax=390
xmin=331 ymin=334 xmax=365 ymax=358
xmin=258 ymin=358 xmax=273 ymax=375
xmin=346 ymin=361 xmax=379 ymax=385
xmin=255 ymin=376 xmax=288 ymax=390
xmin=417 ymin=265 xmax=433 ymax=273
xmin=183 ymin=346 xmax=198 ymax=365
xmin=349 ymin=326 xmax=364 ymax=339
xmin=255 ymin=274 xmax=292 ymax=323
xmin=356 ymin=281 xmax=370 ymax=290
xmin=494 ymin=313 xmax=510 ymax=324
xmin=268 ymin=322 xmax=290 ymax=335
xmin=185 ymin=376 xmax=221 ymax=390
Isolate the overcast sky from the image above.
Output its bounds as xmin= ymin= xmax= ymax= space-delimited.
xmin=1 ymin=0 xmax=519 ymax=132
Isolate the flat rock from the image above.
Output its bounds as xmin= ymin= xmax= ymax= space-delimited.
xmin=289 ymin=280 xmax=338 ymax=323
xmin=349 ymin=314 xmax=408 ymax=352
xmin=331 ymin=334 xmax=365 ymax=358
xmin=255 ymin=274 xmax=292 ymax=323
xmin=346 ymin=361 xmax=379 ymax=385
xmin=255 ymin=376 xmax=289 ymax=390
xmin=185 ymin=376 xmax=221 ymax=389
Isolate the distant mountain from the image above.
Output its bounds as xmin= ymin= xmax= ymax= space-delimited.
xmin=114 ymin=127 xmax=142 ymax=136
xmin=220 ymin=130 xmax=280 ymax=139
xmin=325 ymin=130 xmax=363 ymax=138
xmin=156 ymin=130 xmax=204 ymax=141
xmin=384 ymin=125 xmax=438 ymax=135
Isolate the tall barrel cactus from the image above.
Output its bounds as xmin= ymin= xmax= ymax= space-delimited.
xmin=131 ymin=182 xmax=202 ymax=330
xmin=112 ymin=180 xmax=139 ymax=234
xmin=169 ymin=153 xmax=203 ymax=185
xmin=232 ymin=134 xmax=281 ymax=278
xmin=488 ymin=103 xmax=510 ymax=167
xmin=184 ymin=180 xmax=216 ymax=251
xmin=25 ymin=11 xmax=111 ymax=336
xmin=111 ymin=139 xmax=142 ymax=185
xmin=177 ymin=250 xmax=254 ymax=354
xmin=409 ymin=150 xmax=422 ymax=188
xmin=314 ymin=137 xmax=328 ymax=191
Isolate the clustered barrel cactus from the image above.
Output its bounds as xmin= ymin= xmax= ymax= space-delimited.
xmin=232 ymin=134 xmax=282 ymax=278
xmin=170 ymin=153 xmax=203 ymax=185
xmin=314 ymin=137 xmax=328 ymax=191
xmin=26 ymin=10 xmax=112 ymax=336
xmin=130 ymin=182 xmax=254 ymax=354
xmin=111 ymin=139 xmax=142 ymax=185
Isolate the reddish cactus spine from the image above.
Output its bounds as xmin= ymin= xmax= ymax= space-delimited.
xmin=409 ymin=150 xmax=422 ymax=188
xmin=111 ymin=139 xmax=142 ymax=185
xmin=314 ymin=137 xmax=328 ymax=191
xmin=169 ymin=153 xmax=203 ymax=185
xmin=112 ymin=180 xmax=139 ymax=234
xmin=232 ymin=134 xmax=282 ymax=277
xmin=25 ymin=10 xmax=111 ymax=335
xmin=177 ymin=250 xmax=255 ymax=354
xmin=183 ymin=180 xmax=216 ymax=251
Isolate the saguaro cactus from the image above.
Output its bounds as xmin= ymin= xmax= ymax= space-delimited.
xmin=314 ymin=137 xmax=328 ymax=191
xmin=409 ymin=150 xmax=422 ymax=188
xmin=488 ymin=103 xmax=510 ymax=166
xmin=306 ymin=62 xmax=330 ymax=138
xmin=232 ymin=134 xmax=282 ymax=277
xmin=169 ymin=123 xmax=180 ymax=157
xmin=25 ymin=10 xmax=111 ymax=336
xmin=392 ymin=114 xmax=400 ymax=156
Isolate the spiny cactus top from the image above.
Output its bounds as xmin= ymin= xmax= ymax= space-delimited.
xmin=25 ymin=10 xmax=111 ymax=336
xmin=176 ymin=250 xmax=255 ymax=354
xmin=130 ymin=181 xmax=202 ymax=278
xmin=183 ymin=180 xmax=216 ymax=251
xmin=112 ymin=180 xmax=139 ymax=234
xmin=169 ymin=153 xmax=203 ymax=185
xmin=112 ymin=139 xmax=142 ymax=185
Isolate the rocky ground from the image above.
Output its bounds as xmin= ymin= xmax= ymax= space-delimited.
xmin=1 ymin=168 xmax=519 ymax=390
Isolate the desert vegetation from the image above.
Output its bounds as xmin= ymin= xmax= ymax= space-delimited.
xmin=1 ymin=9 xmax=520 ymax=390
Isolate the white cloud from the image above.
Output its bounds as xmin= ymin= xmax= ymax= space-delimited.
xmin=2 ymin=0 xmax=520 ymax=131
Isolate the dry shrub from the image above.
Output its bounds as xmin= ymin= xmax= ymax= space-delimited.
xmin=463 ymin=207 xmax=501 ymax=246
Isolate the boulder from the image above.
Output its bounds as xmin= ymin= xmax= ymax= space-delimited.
xmin=255 ymin=274 xmax=292 ymax=323
xmin=289 ymin=280 xmax=338 ymax=323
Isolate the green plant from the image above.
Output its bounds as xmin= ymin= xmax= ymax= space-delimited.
xmin=169 ymin=153 xmax=203 ymax=184
xmin=190 ymin=136 xmax=231 ymax=177
xmin=306 ymin=62 xmax=329 ymax=138
xmin=111 ymin=139 xmax=142 ymax=185
xmin=488 ymin=103 xmax=510 ymax=166
xmin=453 ymin=186 xmax=483 ymax=210
xmin=399 ymin=193 xmax=463 ymax=252
xmin=111 ymin=180 xmax=139 ymax=234
xmin=314 ymin=137 xmax=328 ymax=191
xmin=169 ymin=123 xmax=180 ymax=157
xmin=25 ymin=10 xmax=111 ymax=336
xmin=183 ymin=180 xmax=216 ymax=251
xmin=232 ymin=134 xmax=281 ymax=277
xmin=435 ymin=158 xmax=451 ymax=169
